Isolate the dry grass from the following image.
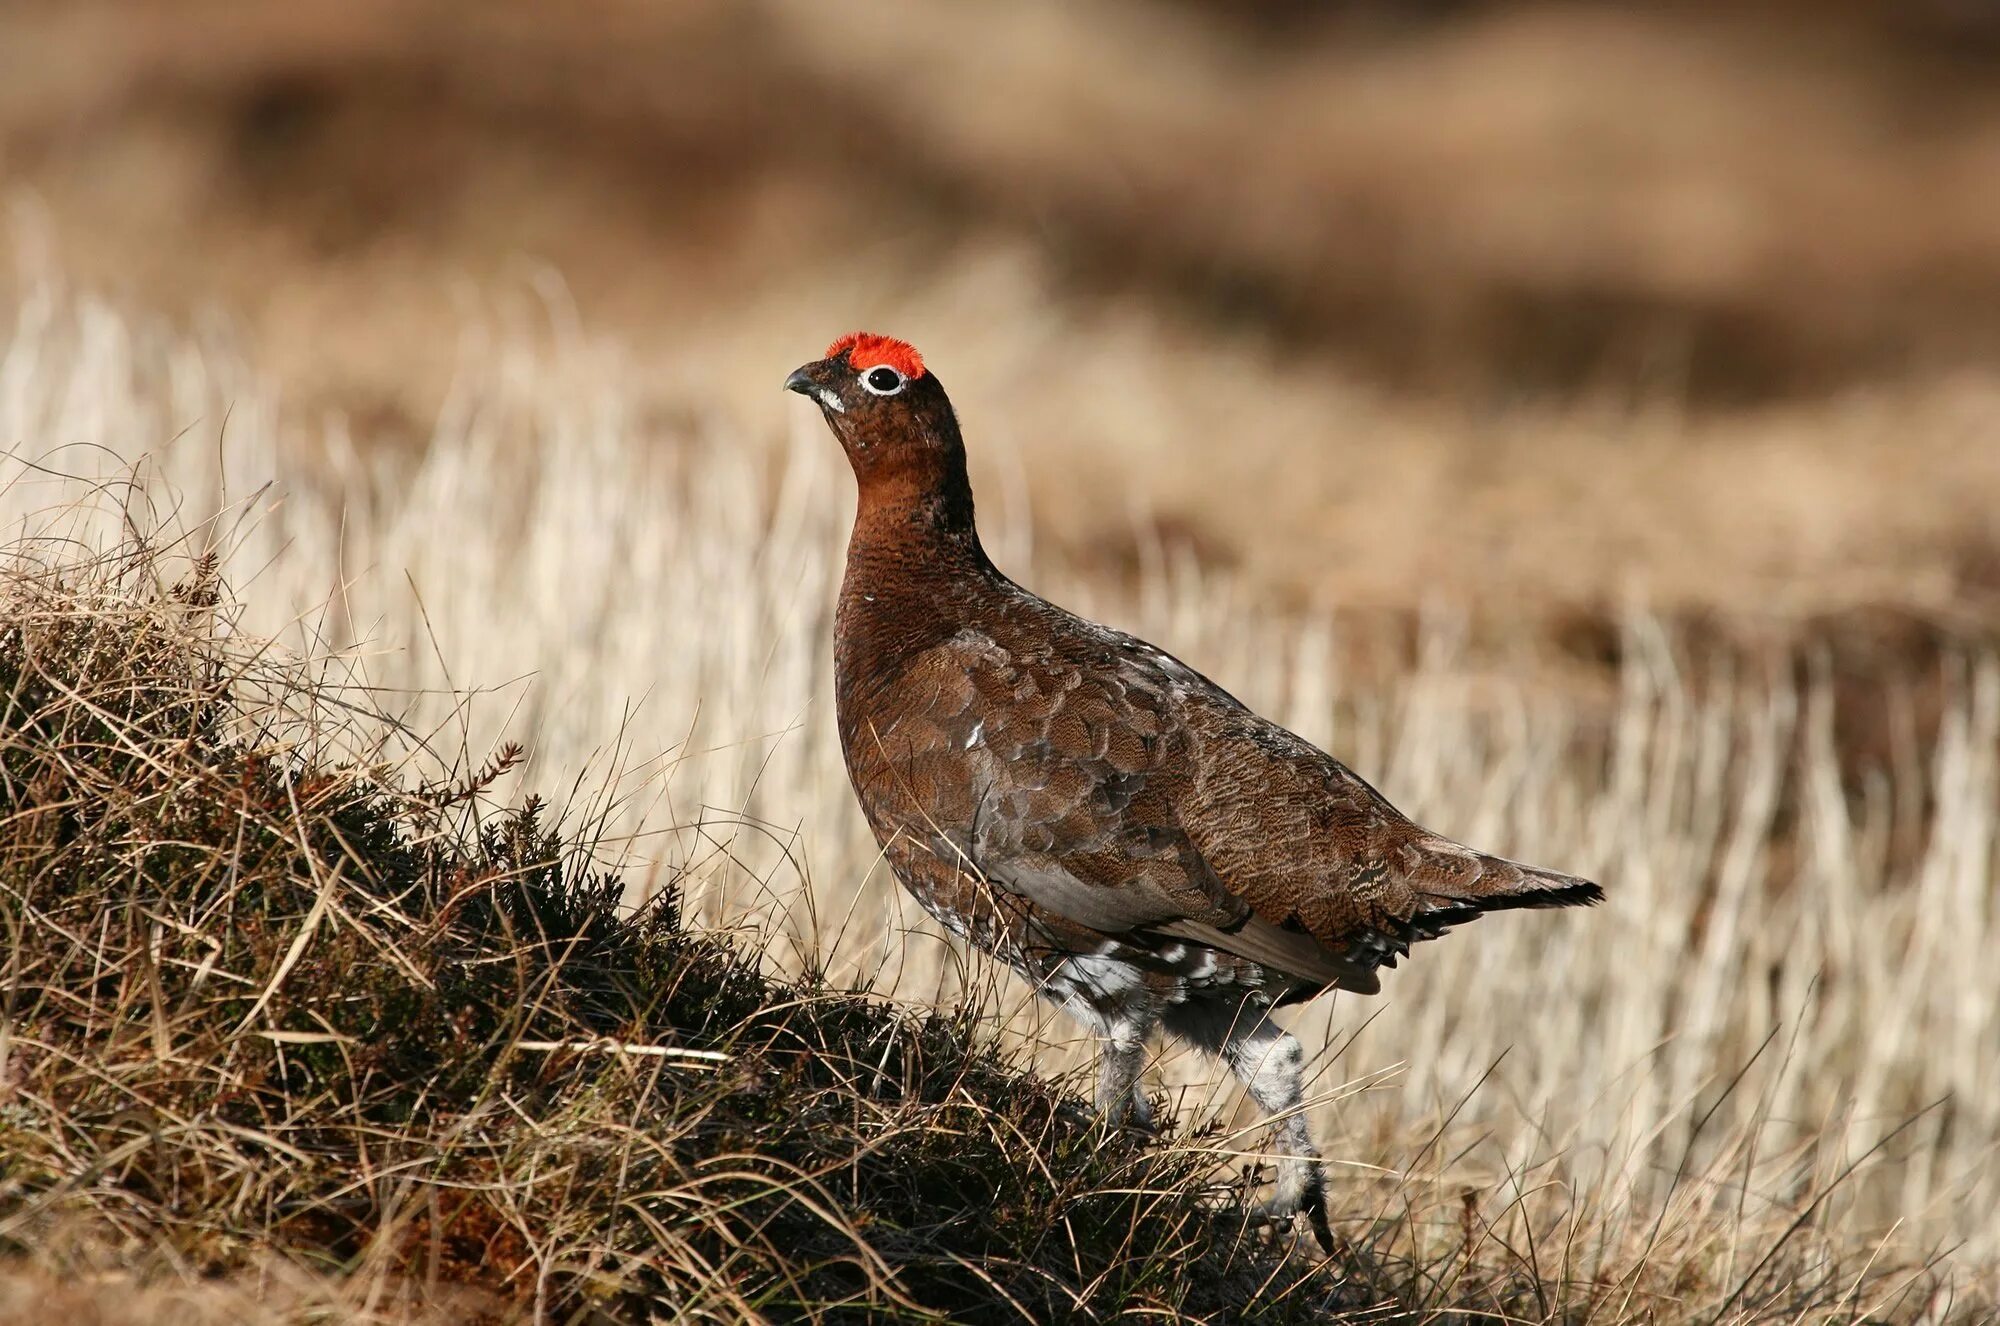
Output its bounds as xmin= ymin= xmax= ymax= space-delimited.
xmin=9 ymin=0 xmax=2000 ymax=620
xmin=0 ymin=525 xmax=1360 ymax=1323
xmin=3 ymin=283 xmax=1994 ymax=1321
xmin=6 ymin=3 xmax=1998 ymax=1318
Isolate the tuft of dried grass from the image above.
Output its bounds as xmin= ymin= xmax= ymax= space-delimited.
xmin=0 ymin=519 xmax=1385 ymax=1323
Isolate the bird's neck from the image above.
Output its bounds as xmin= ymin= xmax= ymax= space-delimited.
xmin=837 ymin=467 xmax=998 ymax=683
xmin=845 ymin=460 xmax=990 ymax=580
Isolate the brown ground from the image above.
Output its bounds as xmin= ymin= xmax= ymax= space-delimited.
xmin=4 ymin=0 xmax=1999 ymax=636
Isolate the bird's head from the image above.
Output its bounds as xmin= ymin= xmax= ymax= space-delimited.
xmin=785 ymin=333 xmax=965 ymax=489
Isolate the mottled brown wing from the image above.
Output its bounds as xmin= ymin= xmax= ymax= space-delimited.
xmin=847 ymin=628 xmax=1374 ymax=992
xmin=1167 ymin=685 xmax=1602 ymax=978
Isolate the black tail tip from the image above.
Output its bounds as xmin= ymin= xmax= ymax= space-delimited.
xmin=1542 ymin=877 xmax=1605 ymax=909
xmin=1477 ymin=872 xmax=1604 ymax=914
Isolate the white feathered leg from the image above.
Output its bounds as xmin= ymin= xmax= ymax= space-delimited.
xmin=1164 ymin=996 xmax=1333 ymax=1252
xmin=1095 ymin=1021 xmax=1156 ymax=1129
xmin=1038 ymin=952 xmax=1161 ymax=1130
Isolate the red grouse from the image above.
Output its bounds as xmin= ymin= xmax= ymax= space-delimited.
xmin=787 ymin=333 xmax=1601 ymax=1249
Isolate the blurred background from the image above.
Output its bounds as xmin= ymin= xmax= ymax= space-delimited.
xmin=7 ymin=0 xmax=2000 ymax=652
xmin=7 ymin=0 xmax=2000 ymax=1280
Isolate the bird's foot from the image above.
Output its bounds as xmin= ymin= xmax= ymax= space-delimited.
xmin=1123 ymin=1088 xmax=1160 ymax=1138
xmin=1091 ymin=1080 xmax=1159 ymax=1140
xmin=1243 ymin=1161 xmax=1338 ymax=1257
xmin=1092 ymin=1101 xmax=1160 ymax=1151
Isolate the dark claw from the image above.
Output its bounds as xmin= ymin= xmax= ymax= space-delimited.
xmin=1300 ymin=1179 xmax=1337 ymax=1257
xmin=1243 ymin=1163 xmax=1340 ymax=1259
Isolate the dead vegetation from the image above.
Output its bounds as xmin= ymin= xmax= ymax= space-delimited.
xmin=2 ymin=482 xmax=1987 ymax=1324
xmin=9 ymin=1 xmax=2000 ymax=621
xmin=0 ymin=524 xmax=1363 ymax=1322
xmin=4 ymin=4 xmax=1999 ymax=1299
xmin=2 ymin=315 xmax=1994 ymax=1319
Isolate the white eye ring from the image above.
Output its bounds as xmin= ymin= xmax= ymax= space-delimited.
xmin=859 ymin=364 xmax=906 ymax=396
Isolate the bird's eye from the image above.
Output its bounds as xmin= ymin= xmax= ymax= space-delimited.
xmin=861 ymin=366 xmax=905 ymax=395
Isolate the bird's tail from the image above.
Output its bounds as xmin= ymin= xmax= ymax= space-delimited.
xmin=1460 ymin=853 xmax=1603 ymax=913
xmin=1408 ymin=844 xmax=1603 ymax=930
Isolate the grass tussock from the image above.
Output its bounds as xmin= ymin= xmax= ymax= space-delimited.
xmin=1 ymin=510 xmax=1990 ymax=1324
xmin=0 ymin=533 xmax=1391 ymax=1322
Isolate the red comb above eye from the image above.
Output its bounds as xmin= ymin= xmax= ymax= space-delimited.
xmin=826 ymin=332 xmax=925 ymax=379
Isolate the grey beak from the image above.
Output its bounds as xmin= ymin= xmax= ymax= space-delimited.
xmin=785 ymin=360 xmax=846 ymax=414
